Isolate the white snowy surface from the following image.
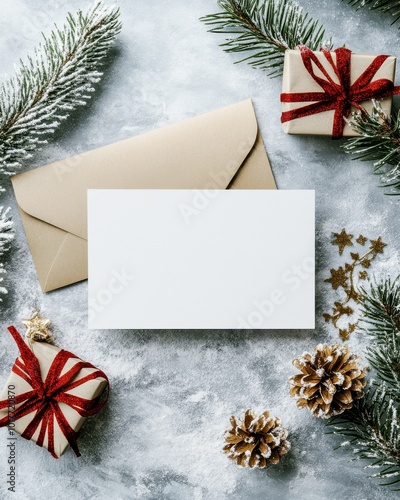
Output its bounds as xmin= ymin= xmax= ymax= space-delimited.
xmin=0 ymin=0 xmax=400 ymax=499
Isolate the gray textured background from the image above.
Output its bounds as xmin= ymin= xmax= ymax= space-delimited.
xmin=0 ymin=1 xmax=400 ymax=499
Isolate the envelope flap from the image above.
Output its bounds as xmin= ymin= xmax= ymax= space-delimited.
xmin=11 ymin=100 xmax=259 ymax=240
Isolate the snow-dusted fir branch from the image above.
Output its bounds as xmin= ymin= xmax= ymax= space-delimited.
xmin=0 ymin=207 xmax=13 ymax=256
xmin=200 ymin=0 xmax=332 ymax=77
xmin=344 ymin=102 xmax=400 ymax=194
xmin=0 ymin=207 xmax=14 ymax=302
xmin=346 ymin=0 xmax=400 ymax=27
xmin=359 ymin=275 xmax=400 ymax=343
xmin=0 ymin=0 xmax=121 ymax=178
xmin=327 ymin=276 xmax=400 ymax=489
xmin=328 ymin=383 xmax=400 ymax=488
xmin=360 ymin=276 xmax=400 ymax=396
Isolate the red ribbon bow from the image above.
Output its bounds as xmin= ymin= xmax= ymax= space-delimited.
xmin=280 ymin=46 xmax=400 ymax=139
xmin=0 ymin=326 xmax=109 ymax=459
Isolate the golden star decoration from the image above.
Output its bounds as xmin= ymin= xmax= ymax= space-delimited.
xmin=324 ymin=267 xmax=348 ymax=290
xmin=356 ymin=235 xmax=367 ymax=246
xmin=324 ymin=229 xmax=387 ymax=339
xmin=369 ymin=237 xmax=387 ymax=254
xmin=332 ymin=301 xmax=353 ymax=317
xmin=22 ymin=311 xmax=54 ymax=342
xmin=332 ymin=229 xmax=353 ymax=256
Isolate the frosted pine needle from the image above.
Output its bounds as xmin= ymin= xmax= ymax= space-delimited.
xmin=346 ymin=0 xmax=400 ymax=27
xmin=200 ymin=0 xmax=332 ymax=77
xmin=344 ymin=101 xmax=400 ymax=194
xmin=0 ymin=1 xmax=122 ymax=178
xmin=0 ymin=207 xmax=13 ymax=302
xmin=0 ymin=207 xmax=13 ymax=256
xmin=328 ymin=383 xmax=400 ymax=489
xmin=327 ymin=277 xmax=400 ymax=489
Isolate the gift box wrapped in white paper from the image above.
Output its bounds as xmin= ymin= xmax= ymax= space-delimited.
xmin=0 ymin=327 xmax=109 ymax=458
xmin=281 ymin=48 xmax=397 ymax=137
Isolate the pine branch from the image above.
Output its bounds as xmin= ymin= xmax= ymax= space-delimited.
xmin=359 ymin=275 xmax=400 ymax=344
xmin=346 ymin=0 xmax=400 ymax=27
xmin=358 ymin=276 xmax=400 ymax=398
xmin=327 ymin=276 xmax=400 ymax=488
xmin=0 ymin=207 xmax=14 ymax=303
xmin=343 ymin=102 xmax=400 ymax=194
xmin=368 ymin=337 xmax=400 ymax=397
xmin=328 ymin=383 xmax=400 ymax=488
xmin=0 ymin=265 xmax=7 ymax=302
xmin=200 ymin=0 xmax=332 ymax=77
xmin=0 ymin=207 xmax=13 ymax=257
xmin=0 ymin=1 xmax=121 ymax=178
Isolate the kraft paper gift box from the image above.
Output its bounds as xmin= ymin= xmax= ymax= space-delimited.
xmin=11 ymin=99 xmax=276 ymax=293
xmin=281 ymin=48 xmax=397 ymax=137
xmin=0 ymin=327 xmax=108 ymax=458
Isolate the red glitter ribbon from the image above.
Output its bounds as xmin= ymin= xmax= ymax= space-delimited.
xmin=280 ymin=46 xmax=400 ymax=139
xmin=0 ymin=326 xmax=109 ymax=458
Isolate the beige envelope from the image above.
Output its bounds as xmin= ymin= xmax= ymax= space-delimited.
xmin=11 ymin=99 xmax=276 ymax=292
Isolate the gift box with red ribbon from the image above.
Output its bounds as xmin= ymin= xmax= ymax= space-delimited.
xmin=0 ymin=327 xmax=109 ymax=458
xmin=281 ymin=46 xmax=400 ymax=138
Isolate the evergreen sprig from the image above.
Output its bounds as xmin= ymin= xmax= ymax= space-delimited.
xmin=346 ymin=0 xmax=400 ymax=27
xmin=200 ymin=0 xmax=332 ymax=77
xmin=0 ymin=207 xmax=13 ymax=256
xmin=368 ymin=335 xmax=400 ymax=394
xmin=328 ymin=383 xmax=400 ymax=487
xmin=328 ymin=276 xmax=400 ymax=488
xmin=0 ymin=207 xmax=14 ymax=302
xmin=0 ymin=0 xmax=121 ymax=178
xmin=344 ymin=102 xmax=400 ymax=194
xmin=361 ymin=276 xmax=400 ymax=395
xmin=359 ymin=275 xmax=400 ymax=343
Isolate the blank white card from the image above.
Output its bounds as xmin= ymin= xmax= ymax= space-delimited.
xmin=88 ymin=190 xmax=315 ymax=329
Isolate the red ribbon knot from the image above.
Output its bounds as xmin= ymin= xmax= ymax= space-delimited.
xmin=0 ymin=326 xmax=109 ymax=458
xmin=281 ymin=46 xmax=400 ymax=139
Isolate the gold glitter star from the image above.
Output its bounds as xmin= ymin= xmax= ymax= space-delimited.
xmin=348 ymin=323 xmax=357 ymax=333
xmin=332 ymin=301 xmax=354 ymax=319
xmin=22 ymin=311 xmax=54 ymax=342
xmin=361 ymin=259 xmax=371 ymax=269
xmin=332 ymin=229 xmax=353 ymax=255
xmin=324 ymin=229 xmax=388 ymax=341
xmin=356 ymin=235 xmax=367 ymax=246
xmin=369 ymin=237 xmax=387 ymax=254
xmin=324 ymin=267 xmax=348 ymax=290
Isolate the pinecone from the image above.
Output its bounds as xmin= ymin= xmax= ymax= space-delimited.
xmin=289 ymin=343 xmax=366 ymax=418
xmin=223 ymin=409 xmax=291 ymax=468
